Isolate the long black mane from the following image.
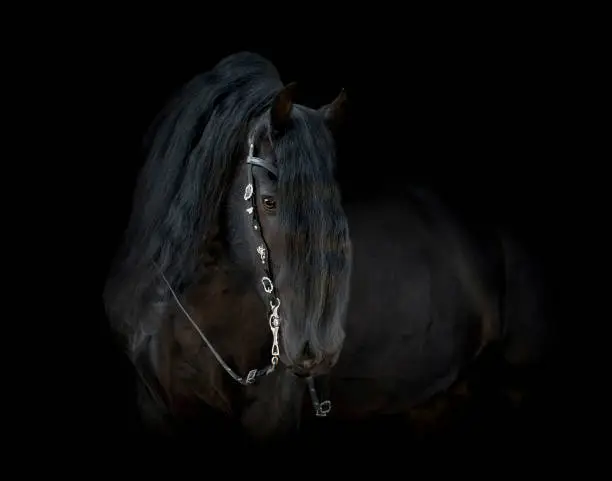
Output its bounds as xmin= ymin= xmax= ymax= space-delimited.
xmin=104 ymin=53 xmax=284 ymax=357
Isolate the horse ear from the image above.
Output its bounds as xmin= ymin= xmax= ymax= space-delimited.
xmin=270 ymin=82 xmax=297 ymax=132
xmin=320 ymin=88 xmax=347 ymax=133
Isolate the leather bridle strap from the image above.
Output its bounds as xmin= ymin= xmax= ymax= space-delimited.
xmin=246 ymin=154 xmax=277 ymax=177
xmin=244 ymin=141 xmax=282 ymax=367
xmin=306 ymin=376 xmax=332 ymax=417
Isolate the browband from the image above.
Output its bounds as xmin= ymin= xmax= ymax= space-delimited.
xmin=246 ymin=142 xmax=278 ymax=177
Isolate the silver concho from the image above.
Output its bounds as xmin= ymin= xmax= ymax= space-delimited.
xmin=261 ymin=276 xmax=273 ymax=293
xmin=257 ymin=245 xmax=266 ymax=264
xmin=244 ymin=183 xmax=253 ymax=200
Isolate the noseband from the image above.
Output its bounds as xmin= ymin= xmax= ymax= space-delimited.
xmin=154 ymin=137 xmax=331 ymax=418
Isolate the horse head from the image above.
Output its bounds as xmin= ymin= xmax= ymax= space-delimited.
xmin=224 ymin=83 xmax=352 ymax=378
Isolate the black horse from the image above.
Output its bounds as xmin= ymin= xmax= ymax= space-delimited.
xmin=103 ymin=52 xmax=549 ymax=448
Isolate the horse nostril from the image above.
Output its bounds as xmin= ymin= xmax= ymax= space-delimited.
xmin=301 ymin=342 xmax=316 ymax=364
xmin=301 ymin=358 xmax=316 ymax=369
xmin=290 ymin=342 xmax=317 ymax=372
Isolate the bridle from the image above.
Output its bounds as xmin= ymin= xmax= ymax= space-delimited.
xmin=154 ymin=135 xmax=331 ymax=418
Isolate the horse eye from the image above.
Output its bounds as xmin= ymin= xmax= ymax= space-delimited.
xmin=262 ymin=196 xmax=276 ymax=211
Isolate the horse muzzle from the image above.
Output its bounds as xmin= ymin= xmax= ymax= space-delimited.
xmin=283 ymin=353 xmax=337 ymax=378
xmin=288 ymin=358 xmax=318 ymax=377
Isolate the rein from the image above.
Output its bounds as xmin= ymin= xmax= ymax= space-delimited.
xmin=156 ymin=267 xmax=275 ymax=385
xmin=152 ymin=139 xmax=331 ymax=417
